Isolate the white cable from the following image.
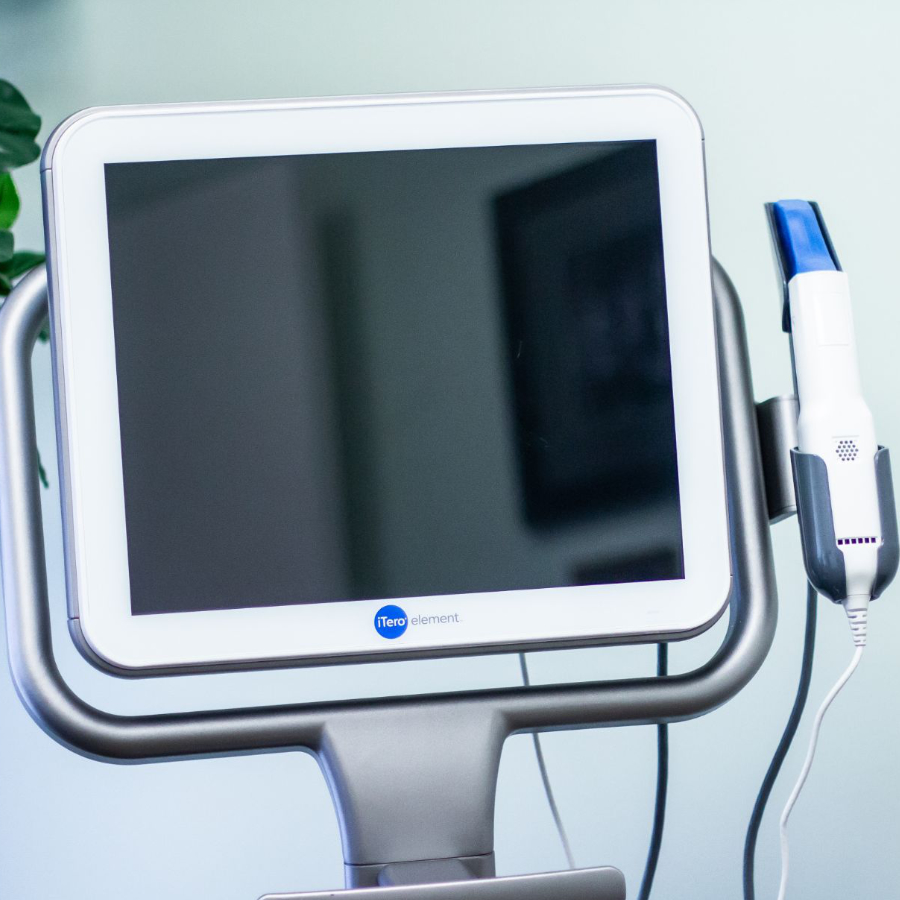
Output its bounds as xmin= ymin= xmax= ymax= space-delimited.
xmin=775 ymin=617 xmax=866 ymax=900
xmin=518 ymin=653 xmax=576 ymax=869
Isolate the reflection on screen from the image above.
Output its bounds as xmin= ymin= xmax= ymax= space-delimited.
xmin=104 ymin=140 xmax=683 ymax=616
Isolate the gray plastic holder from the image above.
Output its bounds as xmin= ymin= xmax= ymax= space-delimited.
xmin=0 ymin=260 xmax=779 ymax=897
xmin=791 ymin=447 xmax=900 ymax=603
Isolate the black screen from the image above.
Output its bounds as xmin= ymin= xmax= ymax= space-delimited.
xmin=104 ymin=141 xmax=683 ymax=616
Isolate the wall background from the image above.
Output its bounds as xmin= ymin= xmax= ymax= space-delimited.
xmin=2 ymin=1 xmax=899 ymax=898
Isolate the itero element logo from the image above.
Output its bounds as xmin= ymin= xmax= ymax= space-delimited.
xmin=374 ymin=605 xmax=408 ymax=639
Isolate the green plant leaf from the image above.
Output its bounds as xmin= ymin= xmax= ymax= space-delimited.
xmin=0 ymin=172 xmax=19 ymax=228
xmin=0 ymin=228 xmax=12 ymax=263
xmin=0 ymin=80 xmax=41 ymax=172
xmin=1 ymin=249 xmax=44 ymax=278
xmin=0 ymin=250 xmax=45 ymax=297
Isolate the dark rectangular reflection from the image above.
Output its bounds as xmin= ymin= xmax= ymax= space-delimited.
xmin=494 ymin=144 xmax=681 ymax=541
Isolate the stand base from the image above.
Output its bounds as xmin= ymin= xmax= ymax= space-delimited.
xmin=260 ymin=865 xmax=626 ymax=900
xmin=348 ymin=855 xmax=495 ymax=888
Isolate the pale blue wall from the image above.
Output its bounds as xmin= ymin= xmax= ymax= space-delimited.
xmin=1 ymin=1 xmax=899 ymax=898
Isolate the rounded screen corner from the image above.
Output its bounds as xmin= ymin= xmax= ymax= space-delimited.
xmin=42 ymin=106 xmax=118 ymax=172
xmin=659 ymin=572 xmax=733 ymax=646
xmin=636 ymin=84 xmax=705 ymax=142
xmin=700 ymin=570 xmax=734 ymax=634
xmin=67 ymin=615 xmax=143 ymax=679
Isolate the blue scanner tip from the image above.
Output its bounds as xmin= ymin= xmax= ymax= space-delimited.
xmin=772 ymin=199 xmax=838 ymax=280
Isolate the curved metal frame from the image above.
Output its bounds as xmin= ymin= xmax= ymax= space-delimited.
xmin=0 ymin=261 xmax=778 ymax=887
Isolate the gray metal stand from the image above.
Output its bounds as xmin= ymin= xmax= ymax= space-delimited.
xmin=0 ymin=261 xmax=794 ymax=899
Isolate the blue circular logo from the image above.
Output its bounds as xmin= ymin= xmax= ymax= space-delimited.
xmin=374 ymin=604 xmax=408 ymax=639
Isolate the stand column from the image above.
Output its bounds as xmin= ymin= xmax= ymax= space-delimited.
xmin=317 ymin=704 xmax=505 ymax=887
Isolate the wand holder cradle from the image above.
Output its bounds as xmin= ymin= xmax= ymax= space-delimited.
xmin=0 ymin=262 xmax=798 ymax=899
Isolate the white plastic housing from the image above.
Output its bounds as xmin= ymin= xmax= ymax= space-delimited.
xmin=789 ymin=270 xmax=880 ymax=598
xmin=42 ymin=86 xmax=732 ymax=673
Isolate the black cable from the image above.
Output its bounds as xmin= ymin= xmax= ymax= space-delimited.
xmin=521 ymin=644 xmax=671 ymax=892
xmin=742 ymin=582 xmax=818 ymax=900
xmin=637 ymin=643 xmax=669 ymax=900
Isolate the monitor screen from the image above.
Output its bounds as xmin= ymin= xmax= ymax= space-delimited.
xmin=103 ymin=140 xmax=683 ymax=616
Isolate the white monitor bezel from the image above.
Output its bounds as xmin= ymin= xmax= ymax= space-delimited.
xmin=43 ymin=85 xmax=731 ymax=674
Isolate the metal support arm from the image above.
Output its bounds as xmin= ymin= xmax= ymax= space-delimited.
xmin=0 ymin=260 xmax=781 ymax=896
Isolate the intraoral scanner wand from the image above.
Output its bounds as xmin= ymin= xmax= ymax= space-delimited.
xmin=772 ymin=200 xmax=896 ymax=625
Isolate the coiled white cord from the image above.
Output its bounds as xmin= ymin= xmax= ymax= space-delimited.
xmin=776 ymin=597 xmax=868 ymax=900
